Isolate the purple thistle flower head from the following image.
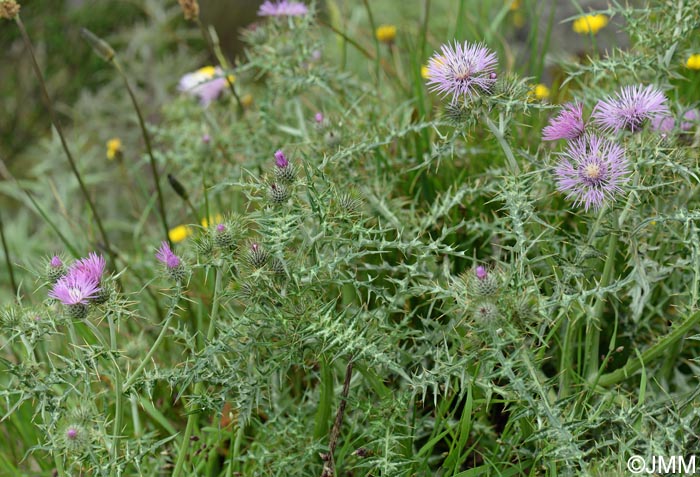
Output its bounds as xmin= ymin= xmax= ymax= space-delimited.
xmin=554 ymin=134 xmax=629 ymax=211
xmin=72 ymin=253 xmax=106 ymax=283
xmin=682 ymin=109 xmax=699 ymax=130
xmin=314 ymin=112 xmax=324 ymax=123
xmin=475 ymin=266 xmax=488 ymax=280
xmin=50 ymin=255 xmax=63 ymax=268
xmin=202 ymin=133 xmax=211 ymax=144
xmin=156 ymin=241 xmax=181 ymax=269
xmin=258 ymin=0 xmax=308 ymax=17
xmin=178 ymin=67 xmax=229 ymax=107
xmin=66 ymin=427 xmax=78 ymax=440
xmin=216 ymin=223 xmax=226 ymax=233
xmin=592 ymin=84 xmax=670 ymax=133
xmin=274 ymin=150 xmax=289 ymax=168
xmin=542 ymin=101 xmax=585 ymax=141
xmin=49 ymin=270 xmax=101 ymax=305
xmin=425 ymin=41 xmax=498 ymax=105
xmin=651 ymin=115 xmax=675 ymax=133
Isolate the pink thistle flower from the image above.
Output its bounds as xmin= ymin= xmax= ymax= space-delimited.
xmin=542 ymin=101 xmax=585 ymax=141
xmin=155 ymin=241 xmax=181 ymax=269
xmin=592 ymin=85 xmax=670 ymax=133
xmin=50 ymin=255 xmax=63 ymax=268
xmin=258 ymin=0 xmax=308 ymax=17
xmin=71 ymin=253 xmax=106 ymax=283
xmin=425 ymin=41 xmax=498 ymax=105
xmin=475 ymin=266 xmax=488 ymax=280
xmin=274 ymin=149 xmax=289 ymax=168
xmin=49 ymin=270 xmax=101 ymax=305
xmin=554 ymin=134 xmax=629 ymax=211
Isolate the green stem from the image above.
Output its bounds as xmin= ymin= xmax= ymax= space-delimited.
xmin=313 ymin=357 xmax=334 ymax=441
xmin=107 ymin=314 xmax=123 ymax=477
xmin=483 ymin=114 xmax=520 ymax=174
xmin=227 ymin=422 xmax=245 ymax=476
xmin=595 ymin=309 xmax=700 ymax=387
xmin=584 ymin=223 xmax=618 ymax=380
xmin=15 ymin=17 xmax=116 ymax=267
xmin=112 ymin=59 xmax=171 ymax=246
xmin=172 ymin=268 xmax=223 ymax=477
xmin=124 ymin=295 xmax=181 ymax=391
xmin=0 ymin=209 xmax=18 ymax=296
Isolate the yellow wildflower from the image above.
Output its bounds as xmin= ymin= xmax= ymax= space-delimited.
xmin=106 ymin=138 xmax=122 ymax=161
xmin=169 ymin=225 xmax=192 ymax=243
xmin=513 ymin=11 xmax=525 ymax=28
xmin=201 ymin=214 xmax=224 ymax=228
xmin=686 ymin=54 xmax=700 ymax=70
xmin=572 ymin=14 xmax=608 ymax=35
xmin=509 ymin=0 xmax=521 ymax=10
xmin=375 ymin=24 xmax=397 ymax=43
xmin=531 ymin=84 xmax=550 ymax=100
xmin=197 ymin=66 xmax=217 ymax=78
xmin=241 ymin=93 xmax=254 ymax=108
xmin=420 ymin=65 xmax=429 ymax=79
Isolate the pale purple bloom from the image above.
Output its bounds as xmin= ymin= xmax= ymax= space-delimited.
xmin=178 ymin=67 xmax=229 ymax=107
xmin=592 ymin=85 xmax=670 ymax=133
xmin=274 ymin=150 xmax=289 ymax=168
xmin=202 ymin=133 xmax=211 ymax=144
xmin=681 ymin=109 xmax=699 ymax=130
xmin=156 ymin=241 xmax=181 ymax=269
xmin=314 ymin=112 xmax=324 ymax=123
xmin=425 ymin=41 xmax=498 ymax=104
xmin=258 ymin=0 xmax=308 ymax=17
xmin=49 ymin=270 xmax=101 ymax=305
xmin=71 ymin=253 xmax=106 ymax=283
xmin=216 ymin=223 xmax=226 ymax=233
xmin=542 ymin=102 xmax=585 ymax=141
xmin=651 ymin=115 xmax=675 ymax=133
xmin=66 ymin=427 xmax=78 ymax=440
xmin=50 ymin=255 xmax=63 ymax=268
xmin=554 ymin=134 xmax=629 ymax=211
xmin=475 ymin=266 xmax=488 ymax=280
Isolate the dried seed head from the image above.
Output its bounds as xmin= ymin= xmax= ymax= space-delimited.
xmin=178 ymin=0 xmax=199 ymax=20
xmin=0 ymin=1 xmax=20 ymax=20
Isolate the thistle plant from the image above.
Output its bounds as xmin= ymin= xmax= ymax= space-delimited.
xmin=2 ymin=0 xmax=700 ymax=476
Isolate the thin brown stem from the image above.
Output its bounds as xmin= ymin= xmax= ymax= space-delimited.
xmin=320 ymin=358 xmax=354 ymax=477
xmin=0 ymin=209 xmax=18 ymax=296
xmin=15 ymin=16 xmax=116 ymax=267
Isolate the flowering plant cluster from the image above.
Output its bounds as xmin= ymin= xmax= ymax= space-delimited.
xmin=1 ymin=1 xmax=700 ymax=476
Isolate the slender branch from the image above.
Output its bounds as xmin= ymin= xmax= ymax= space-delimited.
xmin=112 ymin=59 xmax=171 ymax=246
xmin=320 ymin=358 xmax=354 ymax=477
xmin=0 ymin=209 xmax=18 ymax=296
xmin=107 ymin=313 xmax=123 ymax=477
xmin=15 ymin=16 xmax=116 ymax=267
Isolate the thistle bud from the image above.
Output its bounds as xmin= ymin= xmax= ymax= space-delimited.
xmin=473 ymin=301 xmax=499 ymax=323
xmin=268 ymin=183 xmax=290 ymax=204
xmin=46 ymin=255 xmax=66 ymax=283
xmin=80 ymin=28 xmax=115 ymax=62
xmin=66 ymin=304 xmax=89 ymax=320
xmin=273 ymin=150 xmax=296 ymax=183
xmin=61 ymin=423 xmax=90 ymax=453
xmin=167 ymin=173 xmax=189 ymax=201
xmin=214 ymin=223 xmax=236 ymax=252
xmin=246 ymin=243 xmax=269 ymax=269
xmin=464 ymin=265 xmax=500 ymax=297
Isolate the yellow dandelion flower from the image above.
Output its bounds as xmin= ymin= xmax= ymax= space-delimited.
xmin=375 ymin=24 xmax=397 ymax=43
xmin=169 ymin=225 xmax=192 ymax=243
xmin=106 ymin=138 xmax=122 ymax=161
xmin=572 ymin=14 xmax=608 ymax=35
xmin=686 ymin=54 xmax=700 ymax=70
xmin=531 ymin=83 xmax=550 ymax=100
xmin=420 ymin=65 xmax=429 ymax=79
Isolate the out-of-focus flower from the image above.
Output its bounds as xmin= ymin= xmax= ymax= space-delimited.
xmin=531 ymin=83 xmax=550 ymax=100
xmin=0 ymin=0 xmax=20 ymax=20
xmin=201 ymin=214 xmax=224 ymax=228
xmin=155 ymin=241 xmax=182 ymax=269
xmin=686 ymin=54 xmax=700 ymax=70
xmin=314 ymin=112 xmax=324 ymax=123
xmin=178 ymin=0 xmax=199 ymax=20
xmin=554 ymin=134 xmax=629 ymax=211
xmin=169 ymin=225 xmax=192 ymax=243
xmin=178 ymin=66 xmax=234 ymax=107
xmin=106 ymin=138 xmax=122 ymax=161
xmin=420 ymin=65 xmax=429 ymax=79
xmin=258 ymin=0 xmax=308 ymax=17
xmin=241 ymin=93 xmax=254 ymax=108
xmin=592 ymin=84 xmax=669 ymax=133
xmin=425 ymin=41 xmax=498 ymax=105
xmin=542 ymin=101 xmax=585 ymax=141
xmin=572 ymin=14 xmax=608 ymax=35
xmin=375 ymin=25 xmax=397 ymax=43
xmin=651 ymin=108 xmax=700 ymax=132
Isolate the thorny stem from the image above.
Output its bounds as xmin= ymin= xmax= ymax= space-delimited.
xmin=15 ymin=16 xmax=116 ymax=268
xmin=172 ymin=268 xmax=223 ymax=477
xmin=0 ymin=209 xmax=18 ymax=296
xmin=124 ymin=294 xmax=181 ymax=391
xmin=107 ymin=314 xmax=123 ymax=477
xmin=320 ymin=358 xmax=354 ymax=477
xmin=483 ymin=113 xmax=521 ymax=175
xmin=112 ymin=59 xmax=171 ymax=246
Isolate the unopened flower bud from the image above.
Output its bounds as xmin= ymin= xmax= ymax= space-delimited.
xmin=167 ymin=173 xmax=189 ymax=201
xmin=80 ymin=28 xmax=115 ymax=62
